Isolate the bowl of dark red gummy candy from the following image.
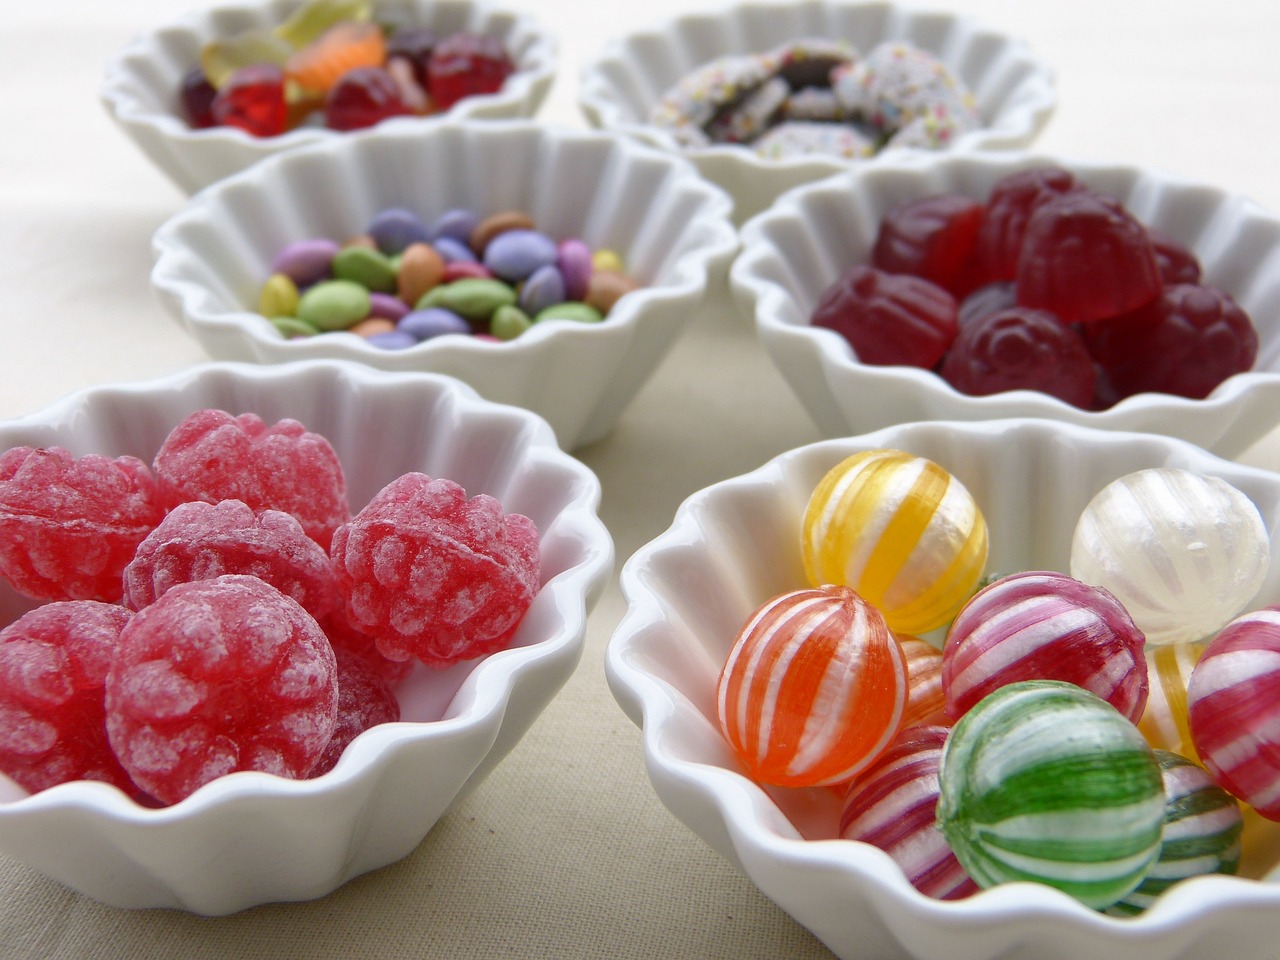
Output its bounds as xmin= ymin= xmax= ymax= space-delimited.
xmin=101 ymin=0 xmax=557 ymax=194
xmin=577 ymin=0 xmax=1056 ymax=222
xmin=732 ymin=151 xmax=1280 ymax=458
xmin=149 ymin=118 xmax=738 ymax=451
xmin=0 ymin=359 xmax=612 ymax=914
xmin=606 ymin=417 xmax=1280 ymax=960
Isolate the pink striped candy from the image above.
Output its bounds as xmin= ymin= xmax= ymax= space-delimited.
xmin=942 ymin=571 xmax=1148 ymax=723
xmin=898 ymin=636 xmax=949 ymax=728
xmin=718 ymin=584 xmax=907 ymax=787
xmin=840 ymin=724 xmax=978 ymax=900
xmin=1188 ymin=607 xmax=1280 ymax=819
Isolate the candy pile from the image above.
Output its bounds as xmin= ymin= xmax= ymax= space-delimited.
xmin=0 ymin=409 xmax=540 ymax=805
xmin=179 ymin=0 xmax=515 ymax=136
xmin=811 ymin=166 xmax=1260 ymax=408
xmin=650 ymin=39 xmax=980 ymax=161
xmin=260 ymin=206 xmax=639 ymax=345
xmin=715 ymin=450 xmax=1279 ymax=912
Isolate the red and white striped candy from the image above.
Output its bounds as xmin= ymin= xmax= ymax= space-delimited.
xmin=942 ymin=570 xmax=1148 ymax=723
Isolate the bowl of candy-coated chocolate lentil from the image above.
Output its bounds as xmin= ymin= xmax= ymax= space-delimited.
xmin=732 ymin=150 xmax=1280 ymax=459
xmin=606 ymin=417 xmax=1280 ymax=960
xmin=100 ymin=0 xmax=557 ymax=195
xmin=577 ymin=0 xmax=1057 ymax=223
xmin=149 ymin=118 xmax=738 ymax=451
xmin=0 ymin=359 xmax=612 ymax=915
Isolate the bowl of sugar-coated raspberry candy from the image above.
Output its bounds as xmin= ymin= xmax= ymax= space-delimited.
xmin=732 ymin=151 xmax=1280 ymax=457
xmin=0 ymin=359 xmax=612 ymax=914
xmin=101 ymin=0 xmax=557 ymax=194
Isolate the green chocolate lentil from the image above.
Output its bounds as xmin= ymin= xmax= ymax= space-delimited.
xmin=271 ymin=316 xmax=321 ymax=338
xmin=259 ymin=273 xmax=299 ymax=318
xmin=490 ymin=304 xmax=532 ymax=341
xmin=534 ymin=301 xmax=604 ymax=325
xmin=332 ymin=245 xmax=397 ymax=293
xmin=416 ymin=278 xmax=516 ymax=323
xmin=296 ymin=279 xmax=371 ymax=331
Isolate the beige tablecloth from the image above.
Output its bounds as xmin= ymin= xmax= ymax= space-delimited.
xmin=1 ymin=1 xmax=1279 ymax=956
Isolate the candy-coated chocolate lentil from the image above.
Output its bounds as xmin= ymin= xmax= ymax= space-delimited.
xmin=367 ymin=291 xmax=409 ymax=322
xmin=556 ymin=239 xmax=593 ymax=301
xmin=491 ymin=304 xmax=532 ymax=340
xmin=430 ymin=207 xmax=480 ymax=243
xmin=332 ymin=245 xmax=396 ymax=293
xmin=433 ymin=235 xmax=477 ymax=263
xmin=349 ymin=317 xmax=395 ymax=338
xmin=399 ymin=308 xmax=469 ymax=340
xmin=519 ymin=264 xmax=566 ymax=315
xmin=584 ymin=270 xmax=638 ymax=314
xmin=366 ymin=330 xmax=417 ymax=350
xmin=535 ymin=302 xmax=603 ymax=324
xmin=367 ymin=207 xmax=431 ymax=255
xmin=592 ymin=248 xmax=623 ymax=273
xmin=396 ymin=242 xmax=445 ymax=304
xmin=271 ymin=238 xmax=340 ymax=287
xmin=417 ymin=277 xmax=516 ymax=322
xmin=272 ymin=316 xmax=320 ymax=338
xmin=297 ymin=278 xmax=372 ymax=330
xmin=470 ymin=210 xmax=535 ymax=253
xmin=258 ymin=273 xmax=299 ymax=317
xmin=483 ymin=229 xmax=558 ymax=282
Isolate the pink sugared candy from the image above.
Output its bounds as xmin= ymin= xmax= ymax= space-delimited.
xmin=840 ymin=724 xmax=978 ymax=900
xmin=152 ymin=410 xmax=350 ymax=549
xmin=122 ymin=498 xmax=339 ymax=622
xmin=329 ymin=473 xmax=540 ymax=667
xmin=0 ymin=446 xmax=164 ymax=603
xmin=320 ymin=612 xmax=414 ymax=686
xmin=309 ymin=649 xmax=401 ymax=777
xmin=0 ymin=601 xmax=137 ymax=796
xmin=943 ymin=571 xmax=1148 ymax=723
xmin=104 ymin=574 xmax=338 ymax=805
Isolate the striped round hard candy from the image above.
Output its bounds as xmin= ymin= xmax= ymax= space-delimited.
xmin=942 ymin=570 xmax=1148 ymax=723
xmin=1107 ymin=750 xmax=1242 ymax=916
xmin=840 ymin=724 xmax=978 ymax=900
xmin=1187 ymin=607 xmax=1280 ymax=818
xmin=937 ymin=679 xmax=1165 ymax=909
xmin=1138 ymin=641 xmax=1204 ymax=760
xmin=802 ymin=449 xmax=988 ymax=635
xmin=717 ymin=584 xmax=907 ymax=787
xmin=898 ymin=636 xmax=949 ymax=728
xmin=1070 ymin=467 xmax=1268 ymax=646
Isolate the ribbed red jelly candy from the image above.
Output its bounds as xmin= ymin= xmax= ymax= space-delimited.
xmin=153 ymin=410 xmax=350 ymax=550
xmin=0 ymin=601 xmax=138 ymax=796
xmin=105 ymin=575 xmax=338 ymax=805
xmin=0 ymin=446 xmax=164 ymax=603
xmin=309 ymin=649 xmax=401 ymax=777
xmin=871 ymin=193 xmax=985 ymax=298
xmin=330 ymin=474 xmax=540 ymax=667
xmin=973 ymin=166 xmax=1079 ymax=282
xmin=426 ymin=32 xmax=513 ymax=110
xmin=122 ymin=498 xmax=339 ymax=621
xmin=210 ymin=64 xmax=289 ymax=137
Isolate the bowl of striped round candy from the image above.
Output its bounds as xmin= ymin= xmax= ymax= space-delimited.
xmin=0 ymin=359 xmax=612 ymax=915
xmin=607 ymin=416 xmax=1280 ymax=960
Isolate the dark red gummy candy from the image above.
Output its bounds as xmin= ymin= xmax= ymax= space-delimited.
xmin=940 ymin=306 xmax=1097 ymax=408
xmin=0 ymin=447 xmax=164 ymax=603
xmin=210 ymin=64 xmax=288 ymax=137
xmin=309 ymin=649 xmax=400 ymax=777
xmin=0 ymin=601 xmax=138 ymax=796
xmin=153 ymin=410 xmax=350 ymax=550
xmin=122 ymin=499 xmax=339 ymax=621
xmin=324 ymin=66 xmax=412 ymax=131
xmin=426 ymin=32 xmax=514 ymax=110
xmin=1082 ymin=283 xmax=1258 ymax=400
xmin=974 ymin=166 xmax=1079 ymax=283
xmin=871 ymin=193 xmax=985 ymax=298
xmin=811 ymin=264 xmax=958 ymax=368
xmin=105 ymin=575 xmax=338 ymax=805
xmin=1015 ymin=191 xmax=1162 ymax=325
xmin=179 ymin=66 xmax=218 ymax=129
xmin=1150 ymin=232 xmax=1203 ymax=285
xmin=329 ymin=473 xmax=540 ymax=667
xmin=385 ymin=26 xmax=438 ymax=88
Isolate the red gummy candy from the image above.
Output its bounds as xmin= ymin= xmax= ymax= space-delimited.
xmin=871 ymin=193 xmax=985 ymax=298
xmin=385 ymin=26 xmax=438 ymax=89
xmin=973 ymin=166 xmax=1079 ymax=282
xmin=105 ymin=575 xmax=337 ymax=805
xmin=1150 ymin=232 xmax=1203 ymax=285
xmin=811 ymin=264 xmax=958 ymax=368
xmin=153 ymin=410 xmax=350 ymax=550
xmin=324 ymin=66 xmax=412 ymax=131
xmin=0 ymin=601 xmax=139 ymax=796
xmin=1082 ymin=283 xmax=1258 ymax=400
xmin=957 ymin=280 xmax=1016 ymax=326
xmin=329 ymin=473 xmax=540 ymax=667
xmin=122 ymin=499 xmax=339 ymax=621
xmin=309 ymin=649 xmax=400 ymax=777
xmin=210 ymin=64 xmax=288 ymax=137
xmin=1015 ymin=191 xmax=1162 ymax=325
xmin=179 ymin=66 xmax=217 ymax=129
xmin=426 ymin=32 xmax=514 ymax=110
xmin=940 ymin=306 xmax=1096 ymax=407
xmin=0 ymin=446 xmax=164 ymax=603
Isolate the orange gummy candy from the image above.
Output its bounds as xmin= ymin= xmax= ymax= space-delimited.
xmin=285 ymin=21 xmax=387 ymax=95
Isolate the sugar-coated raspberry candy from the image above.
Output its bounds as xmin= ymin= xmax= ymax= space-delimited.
xmin=105 ymin=575 xmax=338 ymax=805
xmin=0 ymin=601 xmax=137 ymax=796
xmin=974 ymin=166 xmax=1079 ymax=282
xmin=870 ymin=194 xmax=985 ymax=298
xmin=1082 ymin=284 xmax=1258 ymax=401
xmin=122 ymin=499 xmax=339 ymax=622
xmin=0 ymin=446 xmax=164 ymax=603
xmin=330 ymin=474 xmax=540 ymax=667
xmin=153 ymin=410 xmax=350 ymax=550
xmin=319 ymin=612 xmax=414 ymax=686
xmin=811 ymin=265 xmax=958 ymax=368
xmin=1015 ymin=191 xmax=1162 ymax=325
xmin=309 ymin=649 xmax=400 ymax=777
xmin=939 ymin=306 xmax=1096 ymax=408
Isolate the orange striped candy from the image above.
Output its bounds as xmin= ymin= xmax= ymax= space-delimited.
xmin=285 ymin=21 xmax=387 ymax=95
xmin=802 ymin=449 xmax=988 ymax=635
xmin=898 ymin=635 xmax=950 ymax=728
xmin=717 ymin=584 xmax=907 ymax=787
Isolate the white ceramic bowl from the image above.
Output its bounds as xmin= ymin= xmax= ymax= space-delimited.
xmin=102 ymin=0 xmax=557 ymax=195
xmin=150 ymin=119 xmax=738 ymax=451
xmin=0 ymin=360 xmax=613 ymax=915
xmin=607 ymin=418 xmax=1280 ymax=960
xmin=578 ymin=0 xmax=1056 ymax=222
xmin=733 ymin=151 xmax=1280 ymax=459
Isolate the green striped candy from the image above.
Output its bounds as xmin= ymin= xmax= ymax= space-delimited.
xmin=1106 ymin=750 xmax=1242 ymax=916
xmin=937 ymin=680 xmax=1165 ymax=910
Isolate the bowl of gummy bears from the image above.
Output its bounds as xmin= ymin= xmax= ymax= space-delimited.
xmin=149 ymin=118 xmax=738 ymax=451
xmin=577 ymin=0 xmax=1056 ymax=223
xmin=0 ymin=359 xmax=613 ymax=915
xmin=732 ymin=151 xmax=1280 ymax=458
xmin=607 ymin=417 xmax=1280 ymax=960
xmin=101 ymin=0 xmax=557 ymax=194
